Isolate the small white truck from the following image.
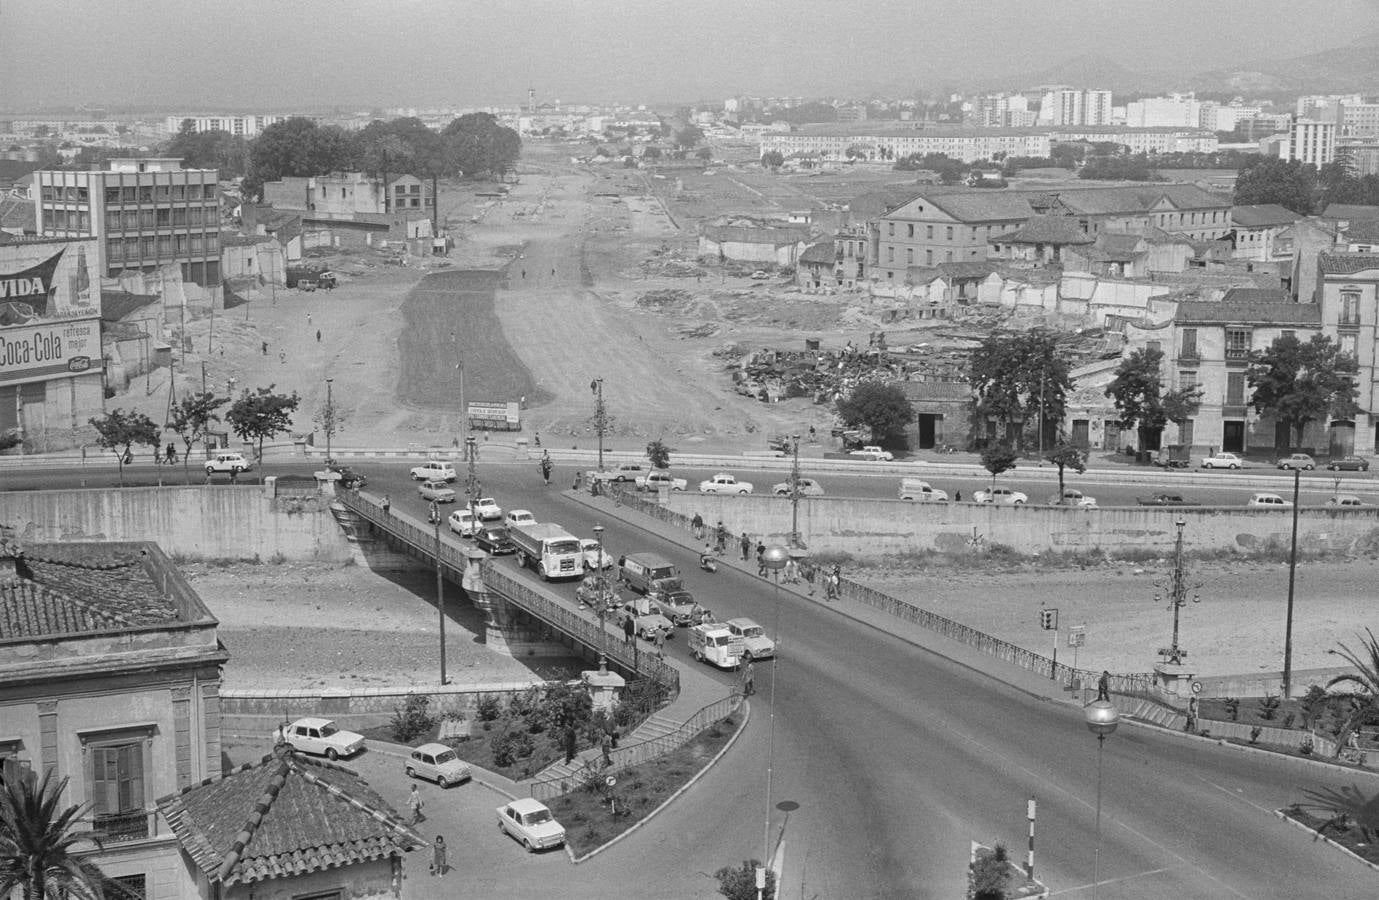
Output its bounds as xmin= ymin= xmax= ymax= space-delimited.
xmin=689 ymin=623 xmax=744 ymax=669
xmin=508 ymin=522 xmax=584 ymax=581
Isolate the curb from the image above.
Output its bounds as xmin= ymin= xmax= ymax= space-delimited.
xmin=570 ymin=698 xmax=751 ymax=864
xmin=1118 ymin=718 xmax=1379 ymax=779
xmin=1274 ymin=807 xmax=1379 ymax=872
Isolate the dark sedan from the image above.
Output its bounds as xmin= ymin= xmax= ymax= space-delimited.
xmin=1326 ymin=456 xmax=1371 ymax=472
xmin=475 ymin=527 xmax=515 ymax=555
xmin=1135 ymin=492 xmax=1199 ymax=507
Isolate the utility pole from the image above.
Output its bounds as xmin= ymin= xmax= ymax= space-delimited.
xmin=789 ymin=434 xmax=802 ymax=547
xmin=591 ymin=377 xmax=608 ymax=472
xmin=452 ymin=332 xmax=467 ymax=455
xmin=1283 ymin=467 xmax=1301 ymax=696
xmin=466 ymin=436 xmax=479 ymax=534
xmin=433 ymin=499 xmax=446 ymax=685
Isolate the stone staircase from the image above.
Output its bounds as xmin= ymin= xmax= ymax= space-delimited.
xmin=528 ymin=713 xmax=688 ymax=786
xmin=1122 ymin=698 xmax=1186 ymax=731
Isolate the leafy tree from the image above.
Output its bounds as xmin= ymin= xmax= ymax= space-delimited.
xmin=845 ymin=144 xmax=869 ymax=161
xmin=1105 ymin=347 xmax=1173 ymax=450
xmin=89 ymin=408 xmax=159 ymax=486
xmin=312 ymin=393 xmax=348 ymax=464
xmin=442 ymin=112 xmax=522 ymax=178
xmin=969 ymin=843 xmax=1012 ymax=900
xmin=713 ymin=859 xmax=776 ymax=900
xmin=226 ymin=385 xmax=300 ymax=464
xmin=243 ymin=117 xmax=353 ymax=200
xmin=968 ymin=331 xmax=1071 ymax=451
xmin=161 ymin=119 xmax=249 ymax=178
xmin=1079 ymin=153 xmax=1159 ymax=182
xmin=0 ymin=769 xmax=108 ymax=900
xmin=646 ymin=439 xmax=673 ymax=469
xmin=167 ymin=391 xmax=227 ymax=483
xmin=673 ymin=124 xmax=704 ymax=149
xmin=1247 ymin=333 xmax=1358 ymax=449
xmin=980 ymin=445 xmax=1019 ymax=486
xmin=1233 ymin=157 xmax=1318 ymax=214
xmin=835 ymin=382 xmax=913 ymax=444
xmin=760 ymin=149 xmax=784 ymax=169
xmin=1045 ymin=443 xmax=1087 ymax=500
xmin=1325 ymin=629 xmax=1379 ymax=758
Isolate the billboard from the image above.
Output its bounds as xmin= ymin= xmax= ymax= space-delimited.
xmin=467 ymin=400 xmax=520 ymax=431
xmin=0 ymin=239 xmax=100 ymax=326
xmin=0 ymin=318 xmax=100 ymax=387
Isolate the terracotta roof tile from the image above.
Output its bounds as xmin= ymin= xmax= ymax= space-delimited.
xmin=1322 ymin=204 xmax=1379 ymax=222
xmin=1231 ymin=204 xmax=1301 ymax=228
xmin=0 ymin=546 xmax=178 ymax=639
xmin=1319 ymin=252 xmax=1379 ymax=275
xmin=989 ymin=215 xmax=1094 ymax=245
xmin=1175 ymin=300 xmax=1320 ymax=326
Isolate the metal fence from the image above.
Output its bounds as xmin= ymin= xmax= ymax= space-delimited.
xmin=529 ymin=693 xmax=743 ymax=801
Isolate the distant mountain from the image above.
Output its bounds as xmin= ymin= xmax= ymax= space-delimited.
xmin=1003 ymin=54 xmax=1165 ymax=94
xmin=1184 ymin=32 xmax=1379 ymax=95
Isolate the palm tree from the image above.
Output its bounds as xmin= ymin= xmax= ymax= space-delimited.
xmin=1326 ymin=628 xmax=1379 ymax=758
xmin=0 ymin=769 xmax=107 ymax=900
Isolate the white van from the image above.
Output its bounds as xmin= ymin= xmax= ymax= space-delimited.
xmin=899 ymin=477 xmax=947 ymax=502
xmin=689 ymin=624 xmax=744 ymax=670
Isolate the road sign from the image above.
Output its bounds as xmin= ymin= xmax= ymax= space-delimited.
xmin=605 ymin=775 xmax=617 ymax=787
xmin=1068 ymin=625 xmax=1086 ymax=648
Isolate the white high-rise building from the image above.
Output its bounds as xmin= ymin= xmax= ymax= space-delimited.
xmin=1125 ymin=95 xmax=1202 ymax=128
xmin=1280 ymin=118 xmax=1337 ymax=166
xmin=1037 ymin=89 xmax=1112 ymax=126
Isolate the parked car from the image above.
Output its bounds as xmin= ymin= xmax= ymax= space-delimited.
xmin=772 ymin=477 xmax=824 ymax=496
xmin=496 ymin=798 xmax=566 ymax=852
xmin=591 ymin=463 xmax=645 ymax=483
xmin=1248 ymin=492 xmax=1293 ymax=508
xmin=1136 ymin=493 xmax=1199 ymax=507
xmin=636 ymin=470 xmax=688 ymax=491
xmin=419 ymin=480 xmax=456 ymax=503
xmin=849 ymin=445 xmax=894 ymax=461
xmin=1047 ymin=489 xmax=1097 ymax=508
xmin=699 ymin=473 xmax=754 ymax=494
xmin=505 ymin=509 xmax=536 ymax=528
xmin=1328 ymin=494 xmax=1364 ymax=507
xmin=448 ymin=508 xmax=479 ymax=537
xmin=472 ymin=497 xmax=502 ymax=520
xmin=410 ymin=460 xmax=456 ymax=482
xmin=1276 ymin=453 xmax=1316 ymax=471
xmin=1201 ymin=452 xmax=1244 ymax=469
xmin=580 ymin=538 xmax=613 ymax=571
xmin=474 ymin=527 xmax=515 ymax=555
xmin=274 ymin=717 xmax=364 ymax=760
xmin=205 ymin=451 xmax=252 ymax=475
xmin=972 ymin=486 xmax=1028 ymax=505
xmin=405 ymin=742 xmax=471 ymax=787
xmin=1327 ymin=456 xmax=1371 ymax=472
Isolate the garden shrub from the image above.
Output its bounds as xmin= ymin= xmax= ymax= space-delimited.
xmin=389 ymin=694 xmax=436 ymax=743
xmin=1224 ymin=698 xmax=1240 ymax=721
xmin=1258 ymin=694 xmax=1280 ymax=721
xmin=476 ymin=695 xmax=503 ymax=723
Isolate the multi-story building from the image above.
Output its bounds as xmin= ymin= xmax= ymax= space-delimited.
xmin=1229 ymin=204 xmax=1301 ymax=261
xmin=1280 ymin=119 xmax=1337 ymax=166
xmin=262 ymin=172 xmax=433 ymax=217
xmin=759 ymin=126 xmax=1051 ymax=164
xmin=1317 ymin=253 xmax=1379 ymax=453
xmin=1037 ymin=89 xmax=1112 ymax=126
xmin=1342 ymin=101 xmax=1379 ymax=137
xmin=33 ymin=158 xmax=221 ymax=286
xmin=1125 ymin=95 xmax=1202 ymax=128
xmin=160 ymin=114 xmax=295 ymax=138
xmin=1048 ymin=126 xmax=1219 ymax=154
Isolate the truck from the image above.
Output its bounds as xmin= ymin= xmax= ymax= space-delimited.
xmin=508 ymin=522 xmax=584 ymax=581
xmin=689 ymin=623 xmax=744 ymax=670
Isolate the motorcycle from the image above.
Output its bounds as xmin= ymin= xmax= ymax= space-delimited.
xmin=699 ymin=553 xmax=718 ymax=574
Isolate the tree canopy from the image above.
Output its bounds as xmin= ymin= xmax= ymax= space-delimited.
xmin=242 ymin=117 xmax=353 ymax=200
xmin=673 ymin=124 xmax=704 ymax=149
xmin=835 ymin=382 xmax=914 ymax=443
xmin=0 ymin=769 xmax=109 ymax=900
xmin=161 ymin=119 xmax=249 ymax=178
xmin=1247 ymin=333 xmax=1358 ymax=448
xmin=226 ymin=385 xmax=300 ymax=463
xmin=442 ymin=112 xmax=522 ymax=178
xmin=88 ymin=408 xmax=159 ymax=485
xmin=167 ymin=391 xmax=227 ymax=483
xmin=968 ymin=330 xmax=1071 ymax=450
xmin=1045 ymin=443 xmax=1088 ymax=499
xmin=1233 ymin=157 xmax=1318 ymax=214
xmin=1104 ymin=347 xmax=1201 ymax=450
xmin=760 ymin=150 xmax=784 ymax=169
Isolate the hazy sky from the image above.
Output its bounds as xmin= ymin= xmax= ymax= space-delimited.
xmin=2 ymin=0 xmax=1376 ymax=110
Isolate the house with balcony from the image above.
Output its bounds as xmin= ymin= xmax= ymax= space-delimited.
xmin=1317 ymin=253 xmax=1379 ymax=454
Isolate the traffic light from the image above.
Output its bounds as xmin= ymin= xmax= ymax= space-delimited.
xmin=1039 ymin=608 xmax=1058 ymax=631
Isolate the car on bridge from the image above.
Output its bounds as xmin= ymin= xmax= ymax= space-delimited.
xmin=616 ymin=599 xmax=673 ymax=640
xmin=579 ymin=539 xmax=613 ymax=571
xmin=699 ymin=472 xmax=754 ymax=494
xmin=973 ymin=485 xmax=1027 ymax=505
xmin=576 ymin=574 xmax=620 ymax=608
xmin=474 ymin=527 xmax=515 ymax=555
xmin=649 ymin=588 xmax=697 ymax=625
xmin=1276 ymin=453 xmax=1316 ymax=471
xmin=448 ymin=509 xmax=479 ymax=537
xmin=410 ymin=460 xmax=456 ymax=482
xmin=772 ymin=477 xmax=824 ymax=496
xmin=419 ymin=480 xmax=456 ymax=503
xmin=472 ymin=497 xmax=502 ymax=520
xmin=505 ymin=509 xmax=536 ymax=528
xmin=1327 ymin=456 xmax=1371 ymax=471
xmin=1200 ymin=451 xmax=1244 ymax=469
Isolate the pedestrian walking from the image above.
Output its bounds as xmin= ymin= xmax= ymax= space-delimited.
xmin=279 ymin=349 xmax=286 ymax=365
xmin=261 ymin=341 xmax=268 ymax=356
xmin=756 ymin=540 xmax=767 ymax=577
xmin=622 ymin=616 xmax=635 ymax=645
xmin=600 ymin=731 xmax=613 ymax=766
xmin=691 ymin=512 xmax=704 ymax=540
xmin=430 ymin=835 xmax=446 ymax=877
xmin=741 ymin=660 xmax=755 ymax=696
xmin=382 ymin=494 xmax=391 ymax=516
xmin=407 ymin=784 xmax=424 ymax=825
xmin=1185 ymin=696 xmax=1199 ymax=733
xmin=740 ymin=532 xmax=751 ymax=561
xmin=574 ymin=471 xmax=583 ymax=491
xmin=715 ymin=521 xmax=727 ymax=553
xmin=804 ymin=563 xmax=816 ymax=596
xmin=307 ymin=313 xmax=312 ymax=326
xmin=315 ymin=329 xmax=321 ymax=343
xmin=540 ymin=454 xmax=552 ymax=486
xmin=654 ymin=627 xmax=666 ymax=656
xmin=534 ymin=431 xmax=541 ymax=447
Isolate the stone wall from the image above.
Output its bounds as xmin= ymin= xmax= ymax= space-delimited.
xmin=220 ymin=681 xmax=546 ymax=733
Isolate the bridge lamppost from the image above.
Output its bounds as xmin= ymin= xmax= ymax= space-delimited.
xmin=1084 ymin=694 xmax=1120 ymax=900
xmin=592 ymin=524 xmax=609 ymax=670
xmin=787 ymin=435 xmax=802 ymax=548
xmin=1155 ymin=516 xmax=1199 ymax=666
xmin=465 ymin=436 xmax=479 ymax=535
xmin=590 ymin=377 xmax=608 ymax=473
xmin=324 ymin=378 xmax=334 ymax=465
xmin=760 ymin=545 xmax=789 ymax=870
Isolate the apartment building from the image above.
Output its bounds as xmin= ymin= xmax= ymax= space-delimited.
xmin=760 ymin=127 xmax=1051 ymax=164
xmin=160 ymin=114 xmax=294 ymax=138
xmin=1125 ymin=95 xmax=1202 ymax=128
xmin=1280 ymin=119 xmax=1337 ymax=166
xmin=1317 ymin=253 xmax=1379 ymax=453
xmin=33 ymin=158 xmax=221 ymax=286
xmin=262 ymin=172 xmax=433 ymax=217
xmin=1037 ymin=89 xmax=1112 ymax=126
xmin=1047 ymin=127 xmax=1220 ymax=154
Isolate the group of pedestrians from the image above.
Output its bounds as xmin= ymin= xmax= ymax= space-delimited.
xmin=406 ymin=785 xmax=447 ymax=877
xmin=688 ymin=512 xmax=842 ymax=599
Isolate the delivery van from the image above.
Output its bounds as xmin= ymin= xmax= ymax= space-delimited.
xmin=618 ymin=552 xmax=682 ymax=595
xmin=689 ymin=623 xmax=744 ymax=670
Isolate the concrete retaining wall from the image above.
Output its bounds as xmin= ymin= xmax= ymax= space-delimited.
xmin=220 ymin=681 xmax=545 ymax=733
xmin=664 ymin=494 xmax=1379 ymax=556
xmin=0 ymin=485 xmax=352 ymax=562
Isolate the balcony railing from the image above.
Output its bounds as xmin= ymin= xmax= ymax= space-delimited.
xmin=1224 ymin=347 xmax=1250 ymax=361
xmin=89 ymin=809 xmax=154 ymax=842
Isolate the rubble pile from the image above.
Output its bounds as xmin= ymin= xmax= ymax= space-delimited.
xmin=636 ymin=288 xmax=694 ymax=308
xmin=726 ymin=343 xmax=932 ymax=405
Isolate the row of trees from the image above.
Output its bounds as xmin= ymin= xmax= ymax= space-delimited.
xmin=89 ymin=385 xmax=300 ymax=484
xmin=1233 ymin=155 xmax=1379 ymax=215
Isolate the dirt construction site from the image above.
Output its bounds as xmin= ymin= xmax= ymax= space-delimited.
xmin=108 ymin=142 xmax=1372 ymax=689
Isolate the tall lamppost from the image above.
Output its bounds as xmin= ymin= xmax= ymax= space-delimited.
xmin=1155 ymin=516 xmax=1198 ymax=665
xmin=324 ymin=378 xmax=334 ymax=465
xmin=590 ymin=377 xmax=608 ymax=472
xmin=465 ymin=436 xmax=480 ymax=533
xmin=760 ymin=545 xmax=789 ymax=870
xmin=787 ymin=435 xmax=802 ymax=548
xmin=452 ymin=332 xmax=467 ymax=456
xmin=433 ymin=498 xmax=447 ymax=686
xmin=592 ymin=524 xmax=609 ymax=670
xmin=1083 ymin=696 xmax=1120 ymax=899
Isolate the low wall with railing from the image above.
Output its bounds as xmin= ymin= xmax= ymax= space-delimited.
xmin=529 ymin=693 xmax=742 ymax=801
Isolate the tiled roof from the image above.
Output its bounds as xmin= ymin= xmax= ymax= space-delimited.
xmin=1322 ymin=204 xmax=1379 ymax=222
xmin=799 ymin=240 xmax=835 ymax=264
xmin=936 ymin=260 xmax=1001 ymax=280
xmin=1220 ymin=287 xmax=1289 ymax=304
xmin=989 ymin=215 xmax=1094 ymax=245
xmin=1231 ymin=204 xmax=1301 ymax=228
xmin=1319 ymin=252 xmax=1379 ymax=275
xmin=101 ymin=290 xmax=161 ymax=322
xmin=891 ymin=184 xmax=1229 ymax=226
xmin=1344 ymin=218 xmax=1379 ymax=243
xmin=220 ymin=231 xmax=274 ymax=248
xmin=917 ymin=191 xmax=1036 ymax=223
xmin=0 ymin=159 xmax=41 ymax=188
xmin=1175 ymin=300 xmax=1321 ymax=326
xmin=159 ymin=749 xmax=422 ymax=886
xmin=0 ymin=545 xmax=178 ymax=640
xmin=848 ymin=189 xmax=924 ymax=220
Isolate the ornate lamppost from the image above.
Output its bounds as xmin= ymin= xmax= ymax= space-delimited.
xmin=1083 ymin=694 xmax=1120 ymax=900
xmin=1155 ymin=516 xmax=1199 ymax=665
xmin=760 ymin=545 xmax=789 ymax=872
xmin=590 ymin=377 xmax=608 ymax=473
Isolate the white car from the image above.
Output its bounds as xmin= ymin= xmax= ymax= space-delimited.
xmin=699 ymin=473 xmax=754 ymax=494
xmin=497 ymin=798 xmax=566 ymax=852
xmin=899 ymin=478 xmax=947 ymax=502
xmin=636 ymin=470 xmax=688 ymax=491
xmin=849 ymin=445 xmax=894 ymax=461
xmin=205 ymin=452 xmax=252 ymax=475
xmin=274 ymin=717 xmax=364 ymax=760
xmin=1248 ymin=492 xmax=1292 ymax=508
xmin=725 ymin=617 xmax=775 ymax=661
xmin=973 ymin=486 xmax=1028 ymax=505
xmin=448 ymin=508 xmax=478 ymax=537
xmin=1201 ymin=452 xmax=1244 ymax=469
xmin=592 ymin=463 xmax=645 ymax=483
xmin=772 ymin=477 xmax=824 ymax=496
xmin=405 ymin=742 xmax=471 ymax=787
xmin=505 ymin=509 xmax=536 ymax=528
xmin=419 ymin=480 xmax=456 ymax=503
xmin=410 ymin=460 xmax=456 ymax=482
xmin=1047 ymin=489 xmax=1098 ymax=508
xmin=580 ymin=538 xmax=613 ymax=571
xmin=472 ymin=497 xmax=502 ymax=520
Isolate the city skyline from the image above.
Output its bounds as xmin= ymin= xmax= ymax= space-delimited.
xmin=3 ymin=0 xmax=1378 ymax=110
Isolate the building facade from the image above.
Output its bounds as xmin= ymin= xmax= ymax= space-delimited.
xmin=1317 ymin=253 xmax=1379 ymax=454
xmin=160 ymin=115 xmax=293 ymax=138
xmin=759 ymin=127 xmax=1051 ymax=164
xmin=34 ymin=159 xmax=221 ymax=286
xmin=262 ymin=173 xmax=433 ymax=218
xmin=1280 ymin=119 xmax=1337 ymax=166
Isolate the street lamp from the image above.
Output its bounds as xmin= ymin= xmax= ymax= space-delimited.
xmin=433 ymin=498 xmax=447 ymax=685
xmin=760 ymin=545 xmax=789 ymax=870
xmin=590 ymin=377 xmax=608 ymax=472
xmin=324 ymin=378 xmax=334 ymax=465
xmin=592 ymin=524 xmax=609 ymax=671
xmin=787 ymin=435 xmax=802 ymax=548
xmin=1083 ymin=697 xmax=1120 ymax=900
xmin=1155 ymin=516 xmax=1199 ymax=665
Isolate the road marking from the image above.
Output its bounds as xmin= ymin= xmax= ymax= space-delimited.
xmin=1047 ymin=865 xmax=1184 ymax=896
